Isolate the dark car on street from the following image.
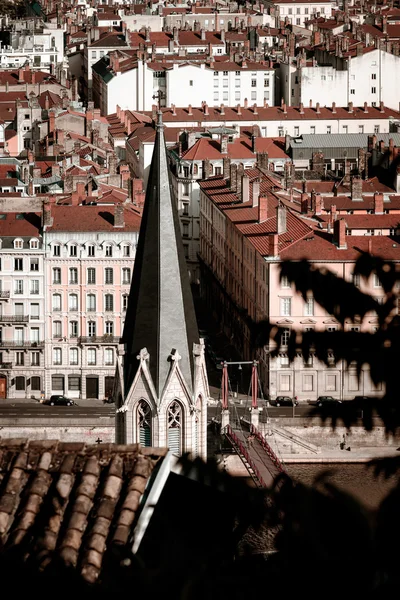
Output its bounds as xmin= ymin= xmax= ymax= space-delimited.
xmin=269 ymin=396 xmax=299 ymax=407
xmin=313 ymin=396 xmax=342 ymax=407
xmin=42 ymin=395 xmax=75 ymax=406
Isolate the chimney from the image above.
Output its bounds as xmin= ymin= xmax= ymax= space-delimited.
xmin=200 ymin=28 xmax=206 ymax=40
xmin=230 ymin=163 xmax=238 ymax=191
xmin=42 ymin=200 xmax=54 ymax=229
xmin=270 ymin=234 xmax=279 ymax=257
xmin=204 ymin=103 xmax=209 ymax=116
xmin=114 ymin=204 xmax=125 ymax=228
xmin=309 ymin=99 xmax=313 ymax=108
xmin=382 ymin=16 xmax=387 ymax=34
xmin=223 ymin=157 xmax=231 ymax=180
xmin=253 ymin=104 xmax=258 ymax=115
xmin=237 ymin=104 xmax=242 ymax=116
xmin=282 ymin=102 xmax=287 ymax=114
xmin=49 ymin=111 xmax=55 ymax=133
xmin=348 ymin=101 xmax=353 ymax=114
xmin=374 ymin=192 xmax=384 ymax=214
xmin=220 ymin=104 xmax=225 ymax=116
xmin=18 ymin=68 xmax=24 ymax=83
xmin=188 ymin=104 xmax=193 ymax=116
xmin=316 ymin=102 xmax=321 ymax=114
xmin=244 ymin=98 xmax=248 ymax=109
xmin=301 ymin=193 xmax=309 ymax=213
xmin=277 ymin=204 xmax=287 ymax=234
xmin=332 ymin=102 xmax=336 ymax=114
xmin=334 ymin=218 xmax=347 ymax=249
xmin=203 ymin=159 xmax=211 ymax=179
xmin=299 ymin=103 xmax=304 ymax=115
xmin=241 ymin=174 xmax=250 ymax=203
xmin=51 ymin=164 xmax=60 ymax=177
xmin=252 ymin=178 xmax=260 ymax=207
xmin=351 ymin=176 xmax=363 ymax=201
xmin=258 ymin=196 xmax=268 ymax=222
xmin=379 ymin=101 xmax=384 ymax=113
xmin=221 ymin=134 xmax=228 ymax=154
xmin=364 ymin=102 xmax=368 ymax=113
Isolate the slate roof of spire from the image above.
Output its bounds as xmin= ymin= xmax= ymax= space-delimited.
xmin=122 ymin=112 xmax=199 ymax=396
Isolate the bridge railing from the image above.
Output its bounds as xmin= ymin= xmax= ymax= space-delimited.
xmin=250 ymin=424 xmax=286 ymax=474
xmin=224 ymin=424 xmax=267 ymax=488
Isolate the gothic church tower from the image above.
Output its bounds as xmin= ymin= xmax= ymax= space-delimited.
xmin=114 ymin=112 xmax=208 ymax=459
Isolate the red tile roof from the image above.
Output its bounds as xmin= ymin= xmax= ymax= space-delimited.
xmin=318 ymin=214 xmax=400 ymax=228
xmin=181 ymin=136 xmax=256 ymax=160
xmin=47 ymin=205 xmax=141 ymax=232
xmin=0 ymin=213 xmax=41 ymax=236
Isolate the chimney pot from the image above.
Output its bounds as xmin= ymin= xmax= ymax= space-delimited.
xmin=258 ymin=195 xmax=268 ymax=222
xmin=334 ymin=218 xmax=347 ymax=249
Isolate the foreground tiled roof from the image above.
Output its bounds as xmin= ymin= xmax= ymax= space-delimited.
xmin=0 ymin=438 xmax=167 ymax=584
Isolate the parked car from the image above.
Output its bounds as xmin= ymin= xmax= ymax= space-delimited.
xmin=315 ymin=396 xmax=342 ymax=407
xmin=42 ymin=395 xmax=75 ymax=406
xmin=269 ymin=396 xmax=299 ymax=407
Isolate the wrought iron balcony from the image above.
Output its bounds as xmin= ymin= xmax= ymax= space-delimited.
xmin=0 ymin=291 xmax=10 ymax=299
xmin=0 ymin=315 xmax=29 ymax=323
xmin=78 ymin=336 xmax=120 ymax=344
xmin=0 ymin=340 xmax=44 ymax=348
xmin=0 ymin=363 xmax=12 ymax=369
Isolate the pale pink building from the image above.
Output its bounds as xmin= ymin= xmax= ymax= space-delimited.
xmin=199 ymin=167 xmax=400 ymax=401
xmin=43 ymin=202 xmax=141 ymax=400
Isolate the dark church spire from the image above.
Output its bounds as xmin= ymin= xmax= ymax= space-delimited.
xmin=122 ymin=112 xmax=199 ymax=397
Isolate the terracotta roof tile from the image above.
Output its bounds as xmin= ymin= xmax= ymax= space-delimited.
xmin=48 ymin=205 xmax=141 ymax=232
xmin=0 ymin=438 xmax=166 ymax=584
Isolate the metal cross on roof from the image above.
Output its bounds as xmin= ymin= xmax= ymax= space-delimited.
xmin=152 ymin=90 xmax=165 ymax=111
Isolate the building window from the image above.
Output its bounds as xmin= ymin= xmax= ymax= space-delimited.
xmin=182 ymin=223 xmax=189 ymax=238
xmin=105 ymin=321 xmax=114 ymax=335
xmin=251 ymin=79 xmax=257 ymax=88
xmin=350 ymin=89 xmax=355 ymax=95
xmin=105 ymin=245 xmax=113 ymax=257
xmin=374 ymin=125 xmax=380 ymax=134
xmin=281 ymin=328 xmax=290 ymax=346
xmin=30 ymin=239 xmax=39 ymax=249
xmin=371 ymin=73 xmax=376 ymax=79
xmin=327 ymin=126 xmax=331 ymax=134
xmin=53 ymin=321 xmax=62 ymax=338
xmin=310 ymin=126 xmax=316 ymax=134
xmin=167 ymin=400 xmax=182 ymax=453
xmin=294 ymin=126 xmax=299 ymax=136
xmin=52 ymin=294 xmax=61 ymax=311
xmin=214 ymin=92 xmax=219 ymax=102
xmin=53 ymin=244 xmax=61 ymax=257
xmin=70 ymin=348 xmax=78 ymax=365
xmin=105 ymin=347 xmax=114 ymax=365
xmin=31 ymin=375 xmax=40 ymax=389
xmin=280 ymin=374 xmax=291 ymax=392
xmin=223 ymin=70 xmax=228 ymax=76
xmin=69 ymin=267 xmax=78 ymax=284
xmin=30 ymin=258 xmax=39 ymax=271
xmin=371 ymin=87 xmax=376 ymax=94
xmin=296 ymin=17 xmax=301 ymax=24
xmin=52 ymin=375 xmax=64 ymax=391
xmin=359 ymin=125 xmax=364 ymax=133
xmin=189 ymin=80 xmax=193 ymax=86
xmin=105 ymin=268 xmax=113 ymax=284
xmin=122 ymin=294 xmax=128 ymax=311
xmin=16 ymin=352 xmax=24 ymax=366
xmin=14 ymin=258 xmax=23 ymax=271
xmin=280 ymin=297 xmax=292 ymax=316
xmin=69 ymin=294 xmax=78 ymax=311
xmin=53 ymin=348 xmax=62 ymax=365
xmin=305 ymin=7 xmax=308 ymax=13
xmin=373 ymin=274 xmax=381 ymax=288
xmin=105 ymin=294 xmax=114 ymax=311
xmin=281 ymin=276 xmax=290 ymax=288
xmin=14 ymin=280 xmax=23 ymax=294
xmin=31 ymin=352 xmax=41 ymax=367
xmin=53 ymin=267 xmax=61 ymax=284
xmin=68 ymin=376 xmax=81 ymax=391
xmin=278 ymin=127 xmax=284 ymax=136
xmin=235 ymin=91 xmax=240 ymax=101
xmin=120 ymin=267 xmax=131 ymax=285
xmin=30 ymin=303 xmax=39 ymax=320
xmin=352 ymin=273 xmax=361 ymax=287
xmin=87 ymin=294 xmax=96 ymax=312
xmin=137 ymin=399 xmax=152 ymax=446
xmin=87 ymin=268 xmax=96 ymax=284
xmin=326 ymin=374 xmax=337 ymax=391
xmin=304 ymin=297 xmax=314 ymax=316
xmin=87 ymin=348 xmax=96 ymax=365
xmin=30 ymin=280 xmax=39 ymax=294
xmin=303 ymin=374 xmax=313 ymax=391
xmin=88 ymin=321 xmax=96 ymax=337
xmin=123 ymin=245 xmax=130 ymax=257
xmin=70 ymin=321 xmax=78 ymax=338
xmin=69 ymin=245 xmax=77 ymax=257
xmin=280 ymin=356 xmax=290 ymax=367
xmin=15 ymin=376 xmax=25 ymax=390
xmin=251 ymin=91 xmax=257 ymax=101
xmin=14 ymin=239 xmax=23 ymax=249
xmin=88 ymin=245 xmax=95 ymax=257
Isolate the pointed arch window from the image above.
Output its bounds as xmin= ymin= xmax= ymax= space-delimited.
xmin=167 ymin=400 xmax=183 ymax=454
xmin=137 ymin=399 xmax=152 ymax=447
xmin=195 ymin=396 xmax=202 ymax=456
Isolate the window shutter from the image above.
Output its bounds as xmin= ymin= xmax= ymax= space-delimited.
xmin=168 ymin=427 xmax=181 ymax=454
xmin=139 ymin=426 xmax=151 ymax=447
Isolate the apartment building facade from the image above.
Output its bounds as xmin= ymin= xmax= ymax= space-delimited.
xmin=0 ymin=213 xmax=45 ymax=400
xmin=43 ymin=203 xmax=140 ymax=400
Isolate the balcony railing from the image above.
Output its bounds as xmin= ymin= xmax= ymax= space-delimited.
xmin=0 ymin=340 xmax=44 ymax=348
xmin=0 ymin=363 xmax=12 ymax=369
xmin=0 ymin=291 xmax=10 ymax=299
xmin=78 ymin=336 xmax=120 ymax=344
xmin=0 ymin=315 xmax=29 ymax=323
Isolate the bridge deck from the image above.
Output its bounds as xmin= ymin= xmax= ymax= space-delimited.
xmin=233 ymin=428 xmax=281 ymax=487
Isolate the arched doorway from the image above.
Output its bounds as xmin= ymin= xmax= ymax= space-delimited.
xmin=0 ymin=375 xmax=7 ymax=399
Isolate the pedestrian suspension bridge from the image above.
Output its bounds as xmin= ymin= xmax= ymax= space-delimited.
xmin=220 ymin=361 xmax=286 ymax=488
